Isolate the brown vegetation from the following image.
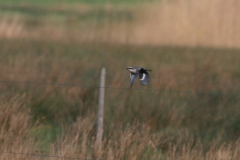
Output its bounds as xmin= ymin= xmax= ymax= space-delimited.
xmin=0 ymin=39 xmax=240 ymax=159
xmin=1 ymin=0 xmax=240 ymax=47
xmin=1 ymin=0 xmax=240 ymax=159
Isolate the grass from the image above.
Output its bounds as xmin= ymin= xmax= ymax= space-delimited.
xmin=0 ymin=0 xmax=153 ymax=6
xmin=1 ymin=0 xmax=240 ymax=159
xmin=1 ymin=39 xmax=240 ymax=159
xmin=1 ymin=0 xmax=240 ymax=48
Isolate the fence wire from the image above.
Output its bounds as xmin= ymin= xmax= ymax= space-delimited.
xmin=0 ymin=79 xmax=239 ymax=96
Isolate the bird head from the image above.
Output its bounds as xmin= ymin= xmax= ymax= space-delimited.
xmin=127 ymin=67 xmax=138 ymax=73
xmin=126 ymin=67 xmax=133 ymax=70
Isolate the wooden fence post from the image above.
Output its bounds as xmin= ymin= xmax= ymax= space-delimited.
xmin=97 ymin=68 xmax=106 ymax=147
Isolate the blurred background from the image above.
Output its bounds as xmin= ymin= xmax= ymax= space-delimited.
xmin=1 ymin=0 xmax=240 ymax=159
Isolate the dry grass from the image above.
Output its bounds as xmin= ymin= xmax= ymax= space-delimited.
xmin=1 ymin=95 xmax=240 ymax=160
xmin=132 ymin=0 xmax=240 ymax=48
xmin=1 ymin=99 xmax=240 ymax=160
xmin=1 ymin=0 xmax=240 ymax=159
xmin=0 ymin=14 xmax=24 ymax=38
xmin=0 ymin=39 xmax=240 ymax=159
xmin=1 ymin=0 xmax=240 ymax=47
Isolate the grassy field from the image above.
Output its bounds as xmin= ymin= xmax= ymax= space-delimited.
xmin=1 ymin=40 xmax=240 ymax=159
xmin=1 ymin=0 xmax=240 ymax=48
xmin=0 ymin=0 xmax=151 ymax=5
xmin=1 ymin=0 xmax=240 ymax=159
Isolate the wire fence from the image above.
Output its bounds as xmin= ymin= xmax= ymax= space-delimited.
xmin=0 ymin=70 xmax=240 ymax=160
xmin=0 ymin=79 xmax=239 ymax=96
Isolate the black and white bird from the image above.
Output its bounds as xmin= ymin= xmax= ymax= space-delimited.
xmin=126 ymin=67 xmax=152 ymax=88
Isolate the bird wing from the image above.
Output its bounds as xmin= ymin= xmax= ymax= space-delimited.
xmin=130 ymin=73 xmax=138 ymax=87
xmin=139 ymin=71 xmax=150 ymax=86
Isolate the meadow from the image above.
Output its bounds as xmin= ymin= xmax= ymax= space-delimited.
xmin=1 ymin=0 xmax=240 ymax=159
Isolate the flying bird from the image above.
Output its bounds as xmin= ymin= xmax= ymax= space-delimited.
xmin=126 ymin=67 xmax=152 ymax=88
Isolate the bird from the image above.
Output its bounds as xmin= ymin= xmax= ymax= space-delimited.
xmin=126 ymin=67 xmax=152 ymax=88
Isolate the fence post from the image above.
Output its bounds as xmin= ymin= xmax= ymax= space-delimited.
xmin=97 ymin=68 xmax=106 ymax=147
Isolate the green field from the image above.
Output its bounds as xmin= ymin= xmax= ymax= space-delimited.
xmin=0 ymin=0 xmax=153 ymax=5
xmin=1 ymin=0 xmax=240 ymax=159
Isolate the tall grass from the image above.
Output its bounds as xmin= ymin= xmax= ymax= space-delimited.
xmin=134 ymin=0 xmax=240 ymax=48
xmin=1 ymin=94 xmax=240 ymax=160
xmin=1 ymin=0 xmax=240 ymax=159
xmin=1 ymin=39 xmax=240 ymax=159
xmin=1 ymin=0 xmax=240 ymax=47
